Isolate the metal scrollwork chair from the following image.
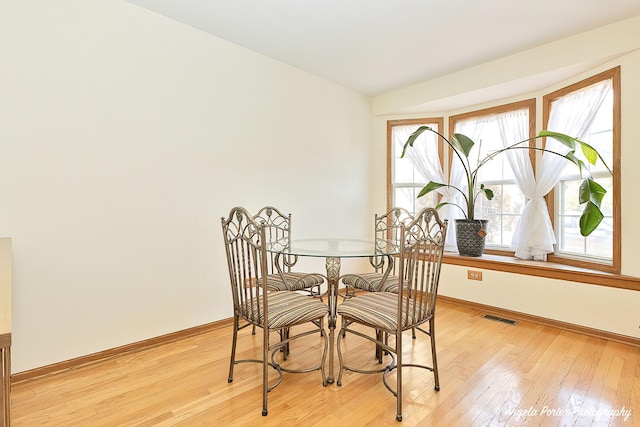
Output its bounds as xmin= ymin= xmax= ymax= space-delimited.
xmin=222 ymin=207 xmax=329 ymax=416
xmin=340 ymin=207 xmax=414 ymax=297
xmin=340 ymin=207 xmax=414 ymax=360
xmin=336 ymin=207 xmax=448 ymax=422
xmin=253 ymin=206 xmax=325 ymax=297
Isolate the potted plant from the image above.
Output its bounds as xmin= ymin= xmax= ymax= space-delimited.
xmin=402 ymin=127 xmax=612 ymax=256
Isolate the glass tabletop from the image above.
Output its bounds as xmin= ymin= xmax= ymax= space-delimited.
xmin=266 ymin=237 xmax=399 ymax=258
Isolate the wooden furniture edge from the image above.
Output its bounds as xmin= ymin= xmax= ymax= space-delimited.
xmin=0 ymin=237 xmax=11 ymax=427
xmin=11 ymin=318 xmax=234 ymax=385
xmin=438 ymin=295 xmax=640 ymax=347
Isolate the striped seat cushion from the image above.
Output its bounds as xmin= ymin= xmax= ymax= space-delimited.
xmin=241 ymin=291 xmax=328 ymax=329
xmin=265 ymin=272 xmax=325 ymax=292
xmin=341 ymin=272 xmax=400 ymax=293
xmin=337 ymin=292 xmax=429 ymax=331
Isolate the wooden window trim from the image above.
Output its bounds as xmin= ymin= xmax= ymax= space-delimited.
xmin=542 ymin=66 xmax=621 ymax=274
xmin=442 ymin=252 xmax=640 ymax=292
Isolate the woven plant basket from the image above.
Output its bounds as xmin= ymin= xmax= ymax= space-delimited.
xmin=454 ymin=219 xmax=488 ymax=257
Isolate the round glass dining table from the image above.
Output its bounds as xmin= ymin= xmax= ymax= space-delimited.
xmin=266 ymin=237 xmax=400 ymax=383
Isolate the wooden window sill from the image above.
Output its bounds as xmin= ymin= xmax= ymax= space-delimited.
xmin=442 ymin=252 xmax=640 ymax=292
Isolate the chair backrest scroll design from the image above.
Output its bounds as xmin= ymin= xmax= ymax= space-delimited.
xmin=373 ymin=207 xmax=415 ymax=274
xmin=253 ymin=206 xmax=294 ymax=275
xmin=397 ymin=207 xmax=448 ymax=327
xmin=222 ymin=207 xmax=269 ymax=324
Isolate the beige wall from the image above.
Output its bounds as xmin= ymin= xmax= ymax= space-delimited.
xmin=2 ymin=2 xmax=638 ymax=374
xmin=371 ymin=19 xmax=640 ymax=339
xmin=0 ymin=1 xmax=374 ymax=372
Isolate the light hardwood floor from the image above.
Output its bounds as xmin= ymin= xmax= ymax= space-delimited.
xmin=10 ymin=301 xmax=640 ymax=426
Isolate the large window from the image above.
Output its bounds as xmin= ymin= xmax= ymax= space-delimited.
xmin=544 ymin=67 xmax=620 ymax=272
xmin=387 ymin=118 xmax=443 ymax=214
xmin=386 ymin=68 xmax=621 ymax=275
xmin=450 ymin=100 xmax=535 ymax=253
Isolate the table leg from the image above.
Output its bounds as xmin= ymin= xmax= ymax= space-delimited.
xmin=325 ymin=256 xmax=340 ymax=383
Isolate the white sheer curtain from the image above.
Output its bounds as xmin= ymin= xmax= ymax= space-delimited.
xmin=494 ymin=110 xmax=542 ymax=259
xmin=394 ymin=125 xmax=446 ymax=186
xmin=393 ymin=125 xmax=461 ymax=251
xmin=509 ymin=80 xmax=612 ymax=260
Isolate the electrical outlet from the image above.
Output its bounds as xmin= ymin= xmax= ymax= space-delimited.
xmin=467 ymin=270 xmax=483 ymax=281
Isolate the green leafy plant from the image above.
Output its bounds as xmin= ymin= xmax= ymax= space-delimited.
xmin=401 ymin=127 xmax=612 ymax=236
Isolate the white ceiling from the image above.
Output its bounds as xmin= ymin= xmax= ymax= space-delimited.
xmin=126 ymin=0 xmax=640 ymax=97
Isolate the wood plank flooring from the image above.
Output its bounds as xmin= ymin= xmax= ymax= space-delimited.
xmin=10 ymin=301 xmax=640 ymax=426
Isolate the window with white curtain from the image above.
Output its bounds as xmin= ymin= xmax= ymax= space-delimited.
xmin=388 ymin=119 xmax=442 ymax=214
xmin=386 ymin=68 xmax=620 ymax=274
xmin=450 ymin=100 xmax=535 ymax=252
xmin=544 ymin=68 xmax=620 ymax=271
